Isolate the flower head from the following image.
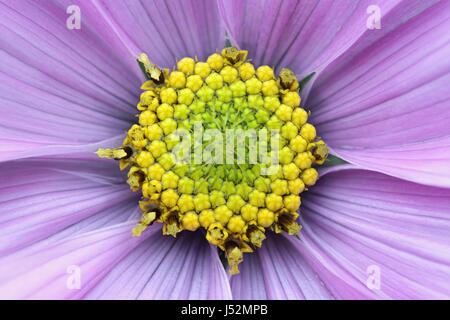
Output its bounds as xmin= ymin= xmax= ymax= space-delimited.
xmin=1 ymin=0 xmax=450 ymax=300
xmin=98 ymin=48 xmax=328 ymax=274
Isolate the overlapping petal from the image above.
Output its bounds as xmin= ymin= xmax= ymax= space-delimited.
xmin=0 ymin=221 xmax=151 ymax=299
xmin=307 ymin=0 xmax=450 ymax=187
xmin=293 ymin=167 xmax=450 ymax=299
xmin=218 ymin=0 xmax=400 ymax=82
xmin=230 ymin=234 xmax=333 ymax=300
xmin=86 ymin=231 xmax=232 ymax=300
xmin=1 ymin=0 xmax=449 ymax=301
xmin=0 ymin=158 xmax=137 ymax=255
xmin=91 ymin=0 xmax=225 ymax=67
xmin=0 ymin=0 xmax=144 ymax=161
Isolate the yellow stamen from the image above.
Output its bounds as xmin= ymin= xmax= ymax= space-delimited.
xmin=275 ymin=210 xmax=302 ymax=235
xmin=162 ymin=211 xmax=181 ymax=237
xmin=206 ymin=223 xmax=228 ymax=246
xmin=96 ymin=147 xmax=130 ymax=160
xmin=278 ymin=68 xmax=299 ymax=91
xmin=137 ymin=53 xmax=163 ymax=83
xmin=245 ymin=223 xmax=266 ymax=248
xmin=226 ymin=245 xmax=243 ymax=275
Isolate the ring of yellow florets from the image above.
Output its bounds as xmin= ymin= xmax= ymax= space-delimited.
xmin=97 ymin=48 xmax=328 ymax=274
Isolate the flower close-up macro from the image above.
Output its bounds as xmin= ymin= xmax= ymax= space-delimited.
xmin=1 ymin=0 xmax=450 ymax=301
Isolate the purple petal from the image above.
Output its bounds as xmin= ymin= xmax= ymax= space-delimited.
xmin=229 ymin=252 xmax=269 ymax=299
xmin=0 ymin=0 xmax=142 ymax=161
xmin=308 ymin=0 xmax=450 ymax=187
xmin=230 ymin=233 xmax=333 ymax=300
xmin=293 ymin=167 xmax=450 ymax=299
xmin=93 ymin=0 xmax=225 ymax=67
xmin=0 ymin=158 xmax=137 ymax=255
xmin=218 ymin=0 xmax=400 ymax=80
xmin=0 ymin=221 xmax=152 ymax=299
xmin=86 ymin=231 xmax=231 ymax=300
xmin=2 ymin=135 xmax=125 ymax=163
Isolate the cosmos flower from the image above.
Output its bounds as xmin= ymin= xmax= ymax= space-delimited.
xmin=0 ymin=0 xmax=450 ymax=299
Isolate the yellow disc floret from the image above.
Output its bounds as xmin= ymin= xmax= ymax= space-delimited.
xmin=300 ymin=123 xmax=317 ymax=142
xmin=136 ymin=151 xmax=154 ymax=168
xmin=160 ymin=87 xmax=177 ymax=104
xmin=178 ymin=194 xmax=195 ymax=213
xmin=239 ymin=62 xmax=255 ymax=80
xmin=139 ymin=110 xmax=157 ymax=126
xmin=256 ymin=65 xmax=275 ymax=81
xmin=181 ymin=212 xmax=200 ymax=231
xmin=157 ymin=103 xmax=174 ymax=121
xmin=257 ymin=208 xmax=275 ymax=228
xmin=220 ymin=66 xmax=239 ymax=83
xmin=261 ymin=80 xmax=279 ymax=96
xmin=168 ymin=71 xmax=186 ymax=89
xmin=161 ymin=189 xmax=179 ymax=208
xmin=177 ymin=57 xmax=195 ymax=75
xmin=194 ymin=62 xmax=211 ymax=78
xmin=241 ymin=204 xmax=258 ymax=221
xmin=205 ymin=72 xmax=224 ymax=90
xmin=227 ymin=216 xmax=246 ymax=234
xmin=282 ymin=91 xmax=301 ymax=107
xmin=186 ymin=75 xmax=203 ymax=92
xmin=145 ymin=124 xmax=163 ymax=141
xmin=193 ymin=193 xmax=211 ymax=212
xmin=301 ymin=167 xmax=319 ymax=186
xmin=161 ymin=171 xmax=179 ymax=189
xmin=199 ymin=209 xmax=215 ymax=228
xmin=214 ymin=205 xmax=233 ymax=225
xmin=245 ymin=77 xmax=262 ymax=95
xmin=207 ymin=53 xmax=224 ymax=71
xmin=265 ymin=193 xmax=283 ymax=212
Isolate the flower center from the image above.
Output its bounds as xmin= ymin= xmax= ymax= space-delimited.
xmin=97 ymin=47 xmax=328 ymax=274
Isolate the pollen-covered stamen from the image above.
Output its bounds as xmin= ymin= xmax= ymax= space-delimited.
xmin=278 ymin=68 xmax=299 ymax=92
xmin=132 ymin=199 xmax=161 ymax=236
xmin=273 ymin=209 xmax=301 ymax=235
xmin=162 ymin=209 xmax=182 ymax=237
xmin=206 ymin=223 xmax=229 ymax=246
xmin=224 ymin=238 xmax=252 ymax=275
xmin=309 ymin=140 xmax=329 ymax=165
xmin=244 ymin=223 xmax=266 ymax=248
xmin=127 ymin=167 xmax=145 ymax=192
xmin=137 ymin=53 xmax=165 ymax=85
xmin=139 ymin=199 xmax=162 ymax=217
xmin=226 ymin=244 xmax=243 ymax=275
xmin=96 ymin=147 xmax=132 ymax=160
xmin=97 ymin=47 xmax=329 ymax=274
xmin=221 ymin=47 xmax=248 ymax=66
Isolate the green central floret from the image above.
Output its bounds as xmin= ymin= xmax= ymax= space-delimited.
xmin=97 ymin=47 xmax=328 ymax=274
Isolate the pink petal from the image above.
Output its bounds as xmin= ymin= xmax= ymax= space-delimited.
xmin=218 ymin=0 xmax=400 ymax=82
xmin=294 ymin=166 xmax=450 ymax=299
xmin=308 ymin=0 xmax=450 ymax=187
xmin=0 ymin=0 xmax=142 ymax=161
xmin=92 ymin=0 xmax=225 ymax=67
xmin=86 ymin=231 xmax=232 ymax=300
xmin=230 ymin=234 xmax=333 ymax=300
xmin=0 ymin=158 xmax=137 ymax=255
xmin=0 ymin=221 xmax=152 ymax=299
